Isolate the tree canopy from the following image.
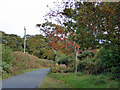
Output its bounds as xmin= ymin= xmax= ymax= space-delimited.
xmin=36 ymin=1 xmax=120 ymax=74
xmin=37 ymin=2 xmax=119 ymax=50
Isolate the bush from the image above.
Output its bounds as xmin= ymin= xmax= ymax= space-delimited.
xmin=77 ymin=45 xmax=120 ymax=80
xmin=55 ymin=51 xmax=72 ymax=66
xmin=97 ymin=46 xmax=120 ymax=79
xmin=77 ymin=49 xmax=102 ymax=74
xmin=2 ymin=45 xmax=14 ymax=73
xmin=77 ymin=58 xmax=101 ymax=74
xmin=50 ymin=64 xmax=72 ymax=73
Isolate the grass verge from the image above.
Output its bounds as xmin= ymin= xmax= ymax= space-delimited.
xmin=39 ymin=74 xmax=67 ymax=88
xmin=40 ymin=72 xmax=119 ymax=88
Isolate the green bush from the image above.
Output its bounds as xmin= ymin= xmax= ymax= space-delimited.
xmin=97 ymin=46 xmax=120 ymax=79
xmin=77 ymin=45 xmax=120 ymax=80
xmin=77 ymin=57 xmax=101 ymax=74
xmin=55 ymin=51 xmax=72 ymax=66
xmin=77 ymin=49 xmax=102 ymax=74
xmin=56 ymin=55 xmax=70 ymax=66
xmin=2 ymin=45 xmax=14 ymax=73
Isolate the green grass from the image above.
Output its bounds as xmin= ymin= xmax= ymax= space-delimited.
xmin=40 ymin=72 xmax=119 ymax=88
xmin=39 ymin=74 xmax=67 ymax=88
xmin=2 ymin=67 xmax=48 ymax=80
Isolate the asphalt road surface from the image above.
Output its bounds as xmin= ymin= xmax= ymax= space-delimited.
xmin=1 ymin=68 xmax=49 ymax=88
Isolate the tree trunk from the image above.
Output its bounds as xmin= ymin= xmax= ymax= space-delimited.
xmin=74 ymin=41 xmax=78 ymax=75
xmin=74 ymin=50 xmax=78 ymax=75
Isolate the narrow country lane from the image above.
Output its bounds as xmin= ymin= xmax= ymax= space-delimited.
xmin=1 ymin=68 xmax=49 ymax=88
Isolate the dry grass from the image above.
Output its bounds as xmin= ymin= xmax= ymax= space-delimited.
xmin=2 ymin=51 xmax=54 ymax=79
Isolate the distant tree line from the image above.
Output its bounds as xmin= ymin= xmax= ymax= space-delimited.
xmin=1 ymin=31 xmax=56 ymax=60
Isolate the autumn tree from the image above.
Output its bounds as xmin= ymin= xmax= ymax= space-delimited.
xmin=37 ymin=22 xmax=81 ymax=74
xmin=36 ymin=1 xmax=119 ymax=74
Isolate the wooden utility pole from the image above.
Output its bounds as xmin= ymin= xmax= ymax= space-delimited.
xmin=24 ymin=26 xmax=26 ymax=53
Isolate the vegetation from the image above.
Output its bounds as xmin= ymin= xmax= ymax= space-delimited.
xmin=96 ymin=46 xmax=120 ymax=79
xmin=1 ymin=31 xmax=56 ymax=60
xmin=26 ymin=34 xmax=56 ymax=60
xmin=55 ymin=51 xmax=72 ymax=66
xmin=39 ymin=74 xmax=66 ymax=88
xmin=2 ymin=31 xmax=23 ymax=51
xmin=11 ymin=51 xmax=53 ymax=73
xmin=38 ymin=1 xmax=119 ymax=88
xmin=49 ymin=73 xmax=119 ymax=88
xmin=77 ymin=46 xmax=120 ymax=80
xmin=50 ymin=64 xmax=73 ymax=73
xmin=37 ymin=2 xmax=119 ymax=74
xmin=2 ymin=45 xmax=14 ymax=73
xmin=0 ymin=32 xmax=54 ymax=79
xmin=2 ymin=46 xmax=53 ymax=79
xmin=0 ymin=1 xmax=119 ymax=89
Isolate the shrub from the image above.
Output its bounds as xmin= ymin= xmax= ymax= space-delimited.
xmin=77 ymin=58 xmax=101 ymax=74
xmin=77 ymin=45 xmax=120 ymax=80
xmin=2 ymin=45 xmax=14 ymax=73
xmin=77 ymin=49 xmax=102 ymax=74
xmin=55 ymin=51 xmax=72 ymax=66
xmin=50 ymin=64 xmax=72 ymax=73
xmin=97 ymin=46 xmax=120 ymax=79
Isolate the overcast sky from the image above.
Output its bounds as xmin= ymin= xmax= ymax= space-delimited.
xmin=0 ymin=0 xmax=63 ymax=37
